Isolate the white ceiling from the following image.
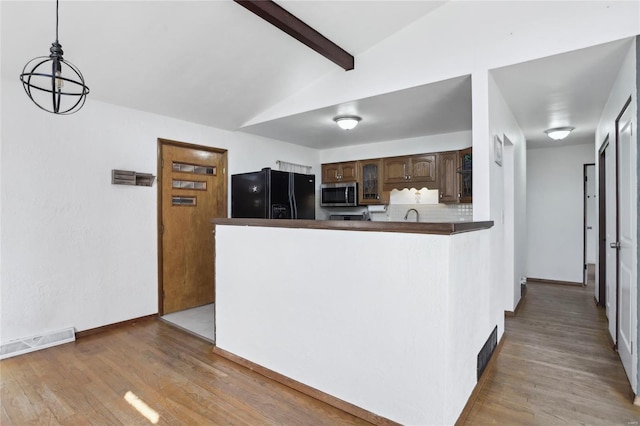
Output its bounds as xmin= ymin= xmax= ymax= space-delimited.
xmin=1 ymin=1 xmax=634 ymax=151
xmin=491 ymin=38 xmax=634 ymax=150
xmin=240 ymin=75 xmax=472 ymax=149
xmin=1 ymin=1 xmax=445 ymax=131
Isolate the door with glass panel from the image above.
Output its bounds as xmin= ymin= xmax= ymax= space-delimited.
xmin=158 ymin=139 xmax=227 ymax=315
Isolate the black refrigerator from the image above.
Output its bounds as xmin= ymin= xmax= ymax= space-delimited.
xmin=231 ymin=168 xmax=316 ymax=219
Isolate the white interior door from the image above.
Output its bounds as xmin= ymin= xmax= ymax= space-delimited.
xmin=605 ymin=142 xmax=617 ymax=341
xmin=616 ymin=100 xmax=637 ymax=390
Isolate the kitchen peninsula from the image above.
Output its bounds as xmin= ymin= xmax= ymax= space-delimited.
xmin=212 ymin=218 xmax=494 ymax=425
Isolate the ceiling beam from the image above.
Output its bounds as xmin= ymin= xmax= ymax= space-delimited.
xmin=234 ymin=0 xmax=354 ymax=71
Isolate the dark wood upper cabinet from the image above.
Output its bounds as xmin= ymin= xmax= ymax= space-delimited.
xmin=383 ymin=154 xmax=438 ymax=191
xmin=321 ymin=161 xmax=358 ymax=183
xmin=322 ymin=149 xmax=471 ymax=204
xmin=408 ymin=154 xmax=437 ymax=184
xmin=382 ymin=156 xmax=410 ymax=185
xmin=458 ymin=147 xmax=472 ymax=204
xmin=438 ymin=151 xmax=460 ymax=203
xmin=358 ymin=158 xmax=388 ymax=205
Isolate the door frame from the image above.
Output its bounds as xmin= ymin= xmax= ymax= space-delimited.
xmin=157 ymin=138 xmax=228 ymax=316
xmin=597 ymin=138 xmax=608 ymax=308
xmin=583 ymin=163 xmax=595 ymax=286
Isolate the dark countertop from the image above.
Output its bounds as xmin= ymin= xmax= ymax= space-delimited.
xmin=211 ymin=218 xmax=493 ymax=235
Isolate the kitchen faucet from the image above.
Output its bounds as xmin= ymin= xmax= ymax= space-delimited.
xmin=404 ymin=208 xmax=419 ymax=222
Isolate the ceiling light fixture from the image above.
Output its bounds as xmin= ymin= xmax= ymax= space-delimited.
xmin=544 ymin=127 xmax=575 ymax=141
xmin=334 ymin=116 xmax=361 ymax=131
xmin=19 ymin=0 xmax=89 ymax=114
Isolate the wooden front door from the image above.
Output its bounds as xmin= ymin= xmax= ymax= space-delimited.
xmin=158 ymin=139 xmax=227 ymax=315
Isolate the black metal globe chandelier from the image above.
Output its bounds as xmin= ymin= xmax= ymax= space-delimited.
xmin=19 ymin=0 xmax=89 ymax=115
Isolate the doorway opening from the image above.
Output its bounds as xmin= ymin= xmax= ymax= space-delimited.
xmin=597 ymin=138 xmax=608 ymax=308
xmin=157 ymin=138 xmax=228 ymax=343
xmin=583 ymin=163 xmax=596 ymax=286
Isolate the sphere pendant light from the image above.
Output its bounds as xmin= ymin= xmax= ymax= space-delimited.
xmin=19 ymin=0 xmax=89 ymax=114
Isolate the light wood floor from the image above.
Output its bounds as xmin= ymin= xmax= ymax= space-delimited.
xmin=0 ymin=319 xmax=371 ymax=425
xmin=2 ymin=281 xmax=639 ymax=425
xmin=463 ymin=280 xmax=640 ymax=425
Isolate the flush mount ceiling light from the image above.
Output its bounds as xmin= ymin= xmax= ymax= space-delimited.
xmin=19 ymin=0 xmax=89 ymax=114
xmin=544 ymin=127 xmax=575 ymax=141
xmin=334 ymin=116 xmax=361 ymax=131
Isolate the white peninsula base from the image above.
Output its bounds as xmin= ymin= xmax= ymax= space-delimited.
xmin=213 ymin=220 xmax=497 ymax=425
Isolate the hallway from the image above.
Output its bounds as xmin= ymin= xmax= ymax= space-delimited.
xmin=462 ymin=280 xmax=640 ymax=425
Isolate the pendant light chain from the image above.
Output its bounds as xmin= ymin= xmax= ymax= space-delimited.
xmin=55 ymin=0 xmax=59 ymax=42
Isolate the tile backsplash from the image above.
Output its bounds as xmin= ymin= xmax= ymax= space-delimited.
xmin=369 ymin=203 xmax=473 ymax=222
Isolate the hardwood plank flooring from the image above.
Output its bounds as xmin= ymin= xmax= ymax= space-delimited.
xmin=3 ymin=279 xmax=639 ymax=425
xmin=463 ymin=280 xmax=640 ymax=425
xmin=1 ymin=320 xmax=372 ymax=425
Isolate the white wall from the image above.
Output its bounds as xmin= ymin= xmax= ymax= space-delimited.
xmin=0 ymin=80 xmax=320 ymax=342
xmin=488 ymin=75 xmax=527 ymax=312
xmin=319 ymin=131 xmax=471 ymax=163
xmin=248 ymin=1 xmax=639 ymax=221
xmin=594 ymin=38 xmax=638 ymax=393
xmin=215 ymin=224 xmax=492 ymax=425
xmin=526 ymin=144 xmax=595 ymax=283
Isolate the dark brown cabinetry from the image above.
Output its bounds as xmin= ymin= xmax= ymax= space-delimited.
xmin=358 ymin=158 xmax=388 ymax=205
xmin=321 ymin=148 xmax=471 ymax=204
xmin=458 ymin=147 xmax=472 ymax=204
xmin=383 ymin=154 xmax=437 ymax=191
xmin=321 ymin=161 xmax=358 ymax=183
xmin=438 ymin=151 xmax=460 ymax=203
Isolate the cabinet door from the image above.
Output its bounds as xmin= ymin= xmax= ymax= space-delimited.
xmin=340 ymin=161 xmax=358 ymax=183
xmin=409 ymin=154 xmax=437 ymax=184
xmin=438 ymin=151 xmax=459 ymax=203
xmin=459 ymin=148 xmax=472 ymax=203
xmin=383 ymin=156 xmax=410 ymax=185
xmin=359 ymin=159 xmax=383 ymax=204
xmin=322 ymin=163 xmax=341 ymax=183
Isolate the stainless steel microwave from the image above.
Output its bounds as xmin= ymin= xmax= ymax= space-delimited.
xmin=320 ymin=182 xmax=358 ymax=207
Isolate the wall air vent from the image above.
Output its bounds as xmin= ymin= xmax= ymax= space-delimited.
xmin=477 ymin=325 xmax=498 ymax=381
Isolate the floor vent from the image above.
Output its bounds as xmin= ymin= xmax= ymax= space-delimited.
xmin=0 ymin=327 xmax=75 ymax=360
xmin=477 ymin=325 xmax=498 ymax=381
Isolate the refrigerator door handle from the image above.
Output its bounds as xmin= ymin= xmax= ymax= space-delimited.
xmin=293 ymin=193 xmax=298 ymax=219
xmin=290 ymin=173 xmax=298 ymax=219
xmin=287 ymin=173 xmax=294 ymax=219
